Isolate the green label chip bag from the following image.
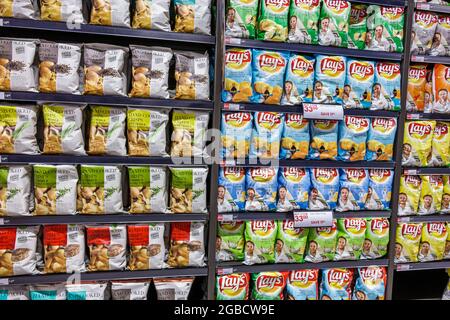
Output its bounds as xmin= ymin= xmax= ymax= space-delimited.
xmin=395 ymin=223 xmax=422 ymax=263
xmin=348 ymin=4 xmax=368 ymax=50
xmin=362 ymin=218 xmax=389 ymax=259
xmin=244 ymin=220 xmax=277 ymax=265
xmin=217 ymin=221 xmax=245 ymax=262
xmin=225 ymin=0 xmax=258 ymax=39
xmin=419 ymin=222 xmax=448 ymax=262
xmin=366 ymin=5 xmax=404 ymax=53
xmin=334 ymin=218 xmax=366 ymax=261
xmin=257 ymin=0 xmax=290 ymax=42
xmin=0 ymin=165 xmax=31 ymax=216
xmin=275 ymin=220 xmax=308 ymax=263
xmin=305 ymin=219 xmax=338 ymax=263
xmin=288 ymin=0 xmax=320 ymax=44
xmin=319 ymin=0 xmax=350 ymax=48
xmin=169 ymin=167 xmax=208 ymax=213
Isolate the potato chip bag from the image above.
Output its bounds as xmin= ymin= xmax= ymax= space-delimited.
xmin=249 ymin=112 xmax=284 ymax=159
xmin=251 ymin=49 xmax=289 ymax=104
xmin=419 ymin=175 xmax=443 ymax=215
xmin=223 ymin=48 xmax=253 ymax=103
xmin=336 ymin=169 xmax=369 ymax=212
xmin=305 ymin=219 xmax=338 ymax=262
xmin=216 ymin=273 xmax=250 ymax=300
xmin=275 ymin=220 xmax=309 ymax=263
xmin=395 ymin=223 xmax=423 ymax=263
xmin=309 ymin=168 xmax=339 ymax=210
xmin=432 ymin=64 xmax=450 ymax=113
xmin=398 ymin=175 xmax=422 ymax=216
xmin=430 ymin=15 xmax=450 ymax=56
xmin=419 ymin=222 xmax=448 ymax=261
xmin=309 ymin=120 xmax=338 ymax=160
xmin=244 ymin=220 xmax=277 ymax=265
xmin=245 ymin=167 xmax=278 ymax=211
xmin=277 ymin=167 xmax=310 ymax=211
xmin=362 ymin=218 xmax=389 ymax=259
xmin=429 ymin=122 xmax=450 ymax=167
xmin=217 ymin=221 xmax=245 ymax=262
xmin=366 ymin=5 xmax=404 ymax=53
xmin=286 ymin=269 xmax=319 ymax=300
xmin=288 ymin=0 xmax=320 ymax=44
xmin=441 ymin=176 xmax=450 ymax=214
xmin=320 ymin=268 xmax=353 ymax=300
xmin=225 ymin=0 xmax=258 ymax=39
xmin=352 ymin=267 xmax=386 ymax=300
xmin=402 ymin=120 xmax=435 ymax=167
xmin=444 ymin=223 xmax=450 ymax=259
xmin=221 ymin=112 xmax=253 ymax=159
xmin=280 ymin=114 xmax=310 ymax=160
xmin=365 ymin=118 xmax=397 ymax=162
xmin=372 ymin=62 xmax=401 ymax=111
xmin=407 ymin=64 xmax=427 ymax=112
xmin=348 ymin=4 xmax=368 ymax=50
xmin=334 ymin=218 xmax=366 ymax=260
xmin=365 ymin=169 xmax=393 ymax=211
xmin=344 ymin=59 xmax=374 ymax=109
xmin=424 ymin=66 xmax=434 ymax=113
xmin=411 ymin=11 xmax=438 ymax=55
xmin=281 ymin=54 xmax=315 ymax=105
xmin=338 ymin=116 xmax=370 ymax=162
xmin=173 ymin=0 xmax=211 ymax=35
xmin=251 ymin=271 xmax=288 ymax=300
xmin=313 ymin=55 xmax=346 ymax=104
xmin=218 ymin=167 xmax=246 ymax=212
xmin=318 ymin=0 xmax=350 ymax=48
xmin=257 ymin=0 xmax=289 ymax=42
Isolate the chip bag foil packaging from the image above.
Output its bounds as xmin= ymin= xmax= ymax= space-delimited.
xmin=395 ymin=223 xmax=423 ymax=263
xmin=110 ymin=280 xmax=150 ymax=300
xmin=0 ymin=0 xmax=38 ymax=19
xmin=0 ymin=165 xmax=32 ymax=216
xmin=429 ymin=122 xmax=450 ymax=167
xmin=309 ymin=168 xmax=339 ymax=210
xmin=244 ymin=220 xmax=277 ymax=265
xmin=154 ymin=277 xmax=194 ymax=300
xmin=216 ymin=273 xmax=250 ymax=300
xmin=221 ymin=112 xmax=253 ymax=159
xmin=174 ymin=0 xmax=211 ymax=35
xmin=419 ymin=222 xmax=448 ymax=262
xmin=169 ymin=167 xmax=208 ymax=214
xmin=444 ymin=224 xmax=450 ymax=259
xmin=334 ymin=218 xmax=366 ymax=260
xmin=251 ymin=271 xmax=288 ymax=300
xmin=218 ymin=167 xmax=246 ymax=213
xmin=442 ymin=177 xmax=450 ymax=214
xmin=313 ymin=55 xmax=346 ymax=104
xmin=362 ymin=218 xmax=389 ymax=259
xmin=275 ymin=220 xmax=308 ymax=263
xmin=365 ymin=169 xmax=393 ymax=211
xmin=412 ymin=11 xmax=438 ymax=55
xmin=286 ymin=269 xmax=319 ymax=300
xmin=425 ymin=66 xmax=434 ymax=113
xmin=402 ymin=120 xmax=435 ymax=167
xmin=344 ymin=59 xmax=374 ymax=109
xmin=366 ymin=117 xmax=397 ymax=161
xmin=280 ymin=114 xmax=310 ymax=160
xmin=366 ymin=5 xmax=404 ymax=53
xmin=132 ymin=0 xmax=171 ymax=31
xmin=29 ymin=284 xmax=66 ymax=300
xmin=348 ymin=4 xmax=367 ymax=50
xmin=352 ymin=267 xmax=386 ymax=300
xmin=127 ymin=223 xmax=165 ymax=270
xmin=407 ymin=64 xmax=427 ymax=112
xmin=419 ymin=175 xmax=443 ymax=215
xmin=281 ymin=54 xmax=315 ymax=105
xmin=217 ymin=221 xmax=245 ymax=262
xmin=167 ymin=222 xmax=205 ymax=267
xmin=288 ymin=0 xmax=320 ymax=44
xmin=309 ymin=120 xmax=338 ymax=161
xmin=277 ymin=167 xmax=310 ymax=211
xmin=245 ymin=167 xmax=278 ymax=211
xmin=398 ymin=175 xmax=422 ymax=217
xmin=320 ymin=268 xmax=353 ymax=300
xmin=225 ymin=0 xmax=258 ymax=39
xmin=257 ymin=0 xmax=289 ymax=42
xmin=223 ymin=48 xmax=253 ymax=103
xmin=431 ymin=15 xmax=450 ymax=56
xmin=66 ymin=283 xmax=108 ymax=300
xmin=432 ymin=64 xmax=450 ymax=113
xmin=338 ymin=116 xmax=370 ymax=162
xmin=40 ymin=0 xmax=85 ymax=23
xmin=249 ymin=112 xmax=284 ymax=159
xmin=318 ymin=0 xmax=350 ymax=48
xmin=305 ymin=220 xmax=338 ymax=263
xmin=336 ymin=169 xmax=369 ymax=212
xmin=0 ymin=285 xmax=29 ymax=300
xmin=90 ymin=0 xmax=130 ymax=27
xmin=372 ymin=62 xmax=401 ymax=111
xmin=174 ymin=51 xmax=210 ymax=100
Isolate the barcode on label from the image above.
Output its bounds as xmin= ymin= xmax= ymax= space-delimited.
xmin=66 ymin=115 xmax=76 ymax=122
xmin=106 ymin=174 xmax=116 ymax=182
xmin=15 ymin=47 xmax=25 ymax=54
xmin=110 ymin=116 xmax=119 ymax=122
xmin=194 ymin=177 xmax=202 ymax=184
xmin=62 ymin=51 xmax=72 ymax=58
xmin=151 ymin=174 xmax=160 ymax=181
xmin=10 ymin=174 xmax=18 ymax=182
xmin=59 ymin=175 xmax=69 ymax=182
xmin=19 ymin=115 xmax=28 ymax=121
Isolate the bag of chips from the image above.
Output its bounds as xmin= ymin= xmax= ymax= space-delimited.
xmin=167 ymin=222 xmax=205 ymax=267
xmin=366 ymin=5 xmax=404 ymax=53
xmin=221 ymin=112 xmax=253 ymax=159
xmin=344 ymin=59 xmax=374 ymax=109
xmin=282 ymin=54 xmax=314 ymax=105
xmin=90 ymin=0 xmax=130 ymax=27
xmin=411 ymin=11 xmax=438 ymax=55
xmin=286 ymin=269 xmax=319 ymax=300
xmin=430 ymin=15 xmax=450 ymax=56
xmin=169 ymin=167 xmax=208 ymax=214
xmin=66 ymin=282 xmax=108 ymax=300
xmin=362 ymin=218 xmax=389 ymax=259
xmin=309 ymin=168 xmax=339 ymax=210
xmin=352 ymin=267 xmax=386 ymax=300
xmin=425 ymin=66 xmax=434 ymax=113
xmin=419 ymin=222 xmax=448 ymax=262
xmin=320 ymin=268 xmax=353 ymax=300
xmin=40 ymin=0 xmax=85 ymax=23
xmin=174 ymin=51 xmax=210 ymax=100
xmin=395 ymin=223 xmax=423 ymax=263
xmin=304 ymin=220 xmax=338 ymax=263
xmin=432 ymin=64 xmax=450 ymax=113
xmin=277 ymin=167 xmax=310 ymax=211
xmin=216 ymin=273 xmax=250 ymax=300
xmin=244 ymin=220 xmax=277 ymax=265
xmin=132 ymin=0 xmax=170 ymax=31
xmin=280 ymin=114 xmax=310 ymax=160
xmin=444 ymin=224 xmax=450 ymax=259
xmin=225 ymin=0 xmax=258 ymax=39
xmin=223 ymin=48 xmax=253 ymax=103
xmin=309 ymin=120 xmax=338 ymax=161
xmin=127 ymin=223 xmax=165 ymax=270
xmin=402 ymin=120 xmax=435 ymax=167
xmin=174 ymin=0 xmax=211 ymax=35
xmin=313 ymin=55 xmax=346 ymax=104
xmin=348 ymin=4 xmax=368 ymax=50
xmin=366 ymin=118 xmax=397 ymax=161
xmin=0 ymin=165 xmax=32 ymax=216
xmin=372 ymin=62 xmax=401 ymax=111
xmin=336 ymin=169 xmax=369 ymax=212
xmin=257 ymin=0 xmax=289 ymax=42
xmin=419 ymin=175 xmax=443 ymax=215
xmin=250 ymin=112 xmax=283 ymax=159
xmin=275 ymin=220 xmax=308 ymax=263
xmin=442 ymin=177 xmax=450 ymax=214
xmin=29 ymin=284 xmax=66 ymax=300
xmin=217 ymin=221 xmax=245 ymax=262
xmin=318 ymin=0 xmax=350 ymax=48
xmin=338 ymin=116 xmax=370 ymax=162
xmin=111 ymin=280 xmax=150 ymax=300
xmin=251 ymin=271 xmax=288 ymax=300
xmin=245 ymin=167 xmax=278 ymax=212
xmin=0 ymin=285 xmax=29 ymax=300
xmin=154 ymin=277 xmax=194 ymax=300
xmin=429 ymin=122 xmax=450 ymax=167
xmin=334 ymin=218 xmax=366 ymax=260
xmin=365 ymin=169 xmax=393 ymax=211
xmin=398 ymin=175 xmax=422 ymax=216
xmin=218 ymin=167 xmax=246 ymax=213
xmin=407 ymin=64 xmax=427 ymax=112
xmin=288 ymin=0 xmax=320 ymax=44
xmin=0 ymin=0 xmax=38 ymax=19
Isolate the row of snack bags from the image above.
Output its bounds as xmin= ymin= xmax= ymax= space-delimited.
xmin=217 ymin=218 xmax=390 ymax=265
xmin=0 ymin=103 xmax=210 ymax=158
xmin=395 ymin=222 xmax=450 ymax=263
xmin=0 ymin=38 xmax=210 ymax=100
xmin=222 ymin=112 xmax=397 ymax=161
xmin=402 ymin=121 xmax=450 ymax=167
xmin=223 ymin=48 xmax=401 ymax=110
xmin=0 ymin=165 xmax=208 ymax=216
xmin=0 ymin=278 xmax=195 ymax=300
xmin=218 ymin=167 xmax=393 ymax=213
xmin=412 ymin=10 xmax=450 ymax=56
xmin=226 ymin=0 xmax=404 ymax=53
xmin=0 ymin=222 xmax=206 ymax=277
xmin=0 ymin=0 xmax=211 ymax=35
xmin=216 ymin=267 xmax=387 ymax=300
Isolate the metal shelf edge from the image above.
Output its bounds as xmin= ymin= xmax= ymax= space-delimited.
xmin=415 ymin=2 xmax=450 ymax=14
xmin=396 ymin=261 xmax=450 ymax=272
xmin=222 ymin=159 xmax=396 ymax=169
xmin=397 ymin=215 xmax=450 ymax=223
xmin=402 ymin=167 xmax=450 ymax=175
xmin=407 ymin=112 xmax=450 ymax=121
xmin=218 ymin=211 xmax=391 ymax=221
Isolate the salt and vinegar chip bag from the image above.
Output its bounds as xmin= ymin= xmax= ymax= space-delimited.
xmin=372 ymin=62 xmax=401 ymax=111
xmin=218 ymin=167 xmax=246 ymax=212
xmin=174 ymin=51 xmax=210 ymax=100
xmin=442 ymin=176 xmax=450 ymax=214
xmin=277 ymin=167 xmax=310 ymax=211
xmin=431 ymin=15 xmax=450 ymax=57
xmin=365 ymin=169 xmax=393 ymax=211
xmin=40 ymin=0 xmax=84 ymax=22
xmin=286 ymin=269 xmax=319 ymax=300
xmin=362 ymin=218 xmax=390 ymax=259
xmin=336 ymin=169 xmax=369 ymax=212
xmin=313 ymin=55 xmax=346 ymax=104
xmin=225 ymin=0 xmax=258 ymax=39
xmin=366 ymin=117 xmax=397 ymax=161
xmin=334 ymin=218 xmax=366 ymax=261
xmin=309 ymin=168 xmax=339 ymax=210
xmin=280 ymin=114 xmax=310 ymax=160
xmin=288 ymin=0 xmax=320 ymax=44
xmin=251 ymin=271 xmax=288 ymax=300
xmin=411 ymin=11 xmax=438 ymax=55
xmin=249 ymin=112 xmax=283 ymax=159
xmin=338 ymin=116 xmax=370 ymax=162
xmin=419 ymin=175 xmax=443 ymax=215
xmin=216 ymin=273 xmax=250 ymax=300
xmin=216 ymin=221 xmax=245 ymax=262
xmin=432 ymin=64 xmax=450 ymax=113
xmin=244 ymin=220 xmax=277 ymax=265
xmin=419 ymin=222 xmax=448 ymax=262
xmin=352 ymin=267 xmax=387 ymax=300
xmin=320 ymin=268 xmax=353 ymax=300
xmin=348 ymin=4 xmax=368 ymax=50
xmin=366 ymin=5 xmax=404 ymax=53
xmin=221 ymin=112 xmax=253 ymax=159
xmin=318 ymin=0 xmax=350 ymax=48
xmin=407 ymin=64 xmax=427 ymax=112
xmin=245 ymin=167 xmax=278 ymax=211
xmin=281 ymin=54 xmax=315 ymax=105
xmin=395 ymin=223 xmax=423 ymax=263
xmin=275 ymin=220 xmax=309 ymax=263
xmin=256 ymin=0 xmax=289 ymax=42
xmin=402 ymin=120 xmax=435 ymax=167
xmin=309 ymin=120 xmax=338 ymax=161
xmin=344 ymin=59 xmax=374 ymax=109
xmin=304 ymin=219 xmax=338 ymax=263
xmin=398 ymin=175 xmax=422 ymax=217
xmin=223 ymin=48 xmax=253 ymax=103
xmin=444 ymin=224 xmax=450 ymax=259
xmin=0 ymin=166 xmax=32 ymax=216
xmin=429 ymin=122 xmax=450 ymax=167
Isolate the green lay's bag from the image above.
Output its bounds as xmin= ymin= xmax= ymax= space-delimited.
xmin=348 ymin=4 xmax=368 ymax=50
xmin=362 ymin=218 xmax=389 ymax=259
xmin=275 ymin=220 xmax=309 ymax=263
xmin=304 ymin=219 xmax=337 ymax=263
xmin=244 ymin=220 xmax=277 ymax=265
xmin=257 ymin=0 xmax=290 ymax=42
xmin=251 ymin=271 xmax=289 ymax=300
xmin=319 ymin=0 xmax=350 ymax=48
xmin=334 ymin=218 xmax=367 ymax=261
xmin=225 ymin=0 xmax=258 ymax=39
xmin=288 ymin=0 xmax=320 ymax=44
xmin=217 ymin=221 xmax=245 ymax=262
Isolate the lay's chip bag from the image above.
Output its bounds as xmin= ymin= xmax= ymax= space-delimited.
xmin=407 ymin=64 xmax=428 ymax=112
xmin=309 ymin=168 xmax=339 ymax=210
xmin=419 ymin=175 xmax=443 ymax=215
xmin=244 ymin=220 xmax=277 ymax=265
xmin=280 ymin=114 xmax=310 ymax=160
xmin=250 ymin=112 xmax=283 ymax=159
xmin=225 ymin=0 xmax=258 ymax=39
xmin=365 ymin=169 xmax=393 ymax=211
xmin=344 ymin=59 xmax=374 ymax=109
xmin=221 ymin=112 xmax=253 ymax=159
xmin=251 ymin=271 xmax=288 ymax=300
xmin=366 ymin=117 xmax=397 ymax=161
xmin=352 ymin=267 xmax=387 ymax=300
xmin=372 ymin=62 xmax=401 ymax=111
xmin=444 ymin=223 xmax=450 ymax=259
xmin=334 ymin=218 xmax=367 ymax=260
xmin=442 ymin=176 xmax=450 ymax=214
xmin=395 ymin=223 xmax=423 ymax=263
xmin=217 ymin=221 xmax=245 ymax=261
xmin=336 ymin=169 xmax=369 ymax=212
xmin=320 ymin=268 xmax=353 ymax=300
xmin=288 ymin=0 xmax=320 ymax=44
xmin=419 ymin=222 xmax=448 ymax=262
xmin=411 ymin=11 xmax=438 ymax=55
xmin=338 ymin=116 xmax=370 ymax=162
xmin=314 ymin=55 xmax=347 ymax=104
xmin=431 ymin=15 xmax=450 ymax=57
xmin=216 ymin=273 xmax=250 ymax=300
xmin=398 ymin=175 xmax=422 ymax=216
xmin=257 ymin=0 xmax=290 ymax=42
xmin=223 ymin=48 xmax=253 ymax=103
xmin=245 ymin=167 xmax=278 ymax=211
xmin=275 ymin=220 xmax=309 ymax=263
xmin=362 ymin=218 xmax=390 ymax=259
xmin=348 ymin=4 xmax=368 ymax=50
xmin=425 ymin=66 xmax=434 ymax=113
xmin=429 ymin=122 xmax=450 ymax=167
xmin=281 ymin=54 xmax=315 ymax=105
xmin=305 ymin=219 xmax=338 ymax=263
xmin=218 ymin=167 xmax=246 ymax=213
xmin=286 ymin=269 xmax=319 ymax=300
xmin=432 ymin=64 xmax=450 ymax=113
xmin=402 ymin=120 xmax=435 ymax=167
xmin=277 ymin=167 xmax=310 ymax=211
xmin=318 ymin=0 xmax=350 ymax=48
xmin=309 ymin=120 xmax=338 ymax=160
xmin=251 ymin=49 xmax=289 ymax=104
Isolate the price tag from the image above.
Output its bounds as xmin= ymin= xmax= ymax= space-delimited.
xmin=217 ymin=268 xmax=234 ymax=275
xmin=0 ymin=92 xmax=4 ymax=100
xmin=411 ymin=56 xmax=425 ymax=63
xmin=397 ymin=264 xmax=411 ymax=271
xmin=225 ymin=37 xmax=241 ymax=45
xmin=404 ymin=169 xmax=418 ymax=175
xmin=223 ymin=103 xmax=241 ymax=111
xmin=407 ymin=114 xmax=421 ymax=120
xmin=303 ymin=103 xmax=343 ymax=120
xmin=416 ymin=3 xmax=430 ymax=10
xmin=221 ymin=159 xmax=236 ymax=166
xmin=0 ymin=156 xmax=6 ymax=163
xmin=0 ymin=19 xmax=3 ymax=26
xmin=218 ymin=214 xmax=234 ymax=222
xmin=0 ymin=218 xmax=3 ymax=225
xmin=293 ymin=211 xmax=333 ymax=228
xmin=398 ymin=217 xmax=410 ymax=223
xmin=0 ymin=278 xmax=8 ymax=285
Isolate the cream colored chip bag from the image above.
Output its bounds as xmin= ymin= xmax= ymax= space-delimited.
xmin=154 ymin=277 xmax=194 ymax=300
xmin=169 ymin=167 xmax=208 ymax=214
xmin=442 ymin=176 xmax=450 ymax=214
xmin=167 ymin=222 xmax=205 ymax=267
xmin=111 ymin=280 xmax=150 ymax=300
xmin=0 ymin=166 xmax=32 ymax=216
xmin=0 ymin=0 xmax=38 ymax=19
xmin=40 ymin=0 xmax=84 ymax=23
xmin=90 ymin=0 xmax=130 ymax=27
xmin=174 ymin=51 xmax=210 ymax=100
xmin=429 ymin=122 xmax=450 ymax=167
xmin=65 ymin=282 xmax=108 ymax=300
xmin=174 ymin=0 xmax=211 ymax=35
xmin=127 ymin=223 xmax=165 ymax=270
xmin=132 ymin=0 xmax=170 ymax=31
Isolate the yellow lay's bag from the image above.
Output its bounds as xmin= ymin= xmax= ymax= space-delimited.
xmin=398 ymin=175 xmax=422 ymax=216
xmin=442 ymin=177 xmax=450 ymax=214
xmin=418 ymin=175 xmax=443 ymax=215
xmin=395 ymin=223 xmax=423 ymax=263
xmin=419 ymin=222 xmax=448 ymax=262
xmin=429 ymin=122 xmax=450 ymax=167
xmin=444 ymin=223 xmax=450 ymax=259
xmin=402 ymin=120 xmax=436 ymax=167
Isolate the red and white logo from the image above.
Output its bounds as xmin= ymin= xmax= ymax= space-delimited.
xmin=259 ymin=54 xmax=286 ymax=69
xmin=224 ymin=167 xmax=244 ymax=177
xmin=320 ymin=58 xmax=345 ymax=74
xmin=256 ymin=274 xmax=284 ymax=290
xmin=344 ymin=218 xmax=366 ymax=232
xmin=381 ymin=7 xmax=404 ymax=16
xmin=257 ymin=112 xmax=281 ymax=126
xmin=408 ymin=67 xmax=427 ymax=80
xmin=314 ymin=168 xmax=338 ymax=180
xmin=251 ymin=220 xmax=276 ymax=233
xmin=283 ymin=167 xmax=306 ymax=179
xmin=349 ymin=62 xmax=374 ymax=78
xmin=408 ymin=122 xmax=432 ymax=136
xmin=427 ymin=223 xmax=446 ymax=235
xmin=371 ymin=219 xmax=389 ymax=232
xmin=324 ymin=0 xmax=349 ymax=10
xmin=415 ymin=11 xmax=438 ymax=25
xmin=372 ymin=118 xmax=396 ymax=130
xmin=328 ymin=269 xmax=351 ymax=285
xmin=224 ymin=112 xmax=251 ymax=124
xmin=345 ymin=169 xmax=366 ymax=180
xmin=219 ymin=274 xmax=248 ymax=292
xmin=250 ymin=168 xmax=276 ymax=180
xmin=345 ymin=116 xmax=369 ymax=129
xmin=225 ymin=50 xmax=251 ymax=65
xmin=290 ymin=270 xmax=318 ymax=283
xmin=265 ymin=0 xmax=290 ymax=8
xmin=401 ymin=223 xmax=422 ymax=238
xmin=377 ymin=63 xmax=400 ymax=77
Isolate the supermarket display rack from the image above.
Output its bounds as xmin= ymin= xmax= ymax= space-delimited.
xmin=220 ymin=159 xmax=396 ymax=168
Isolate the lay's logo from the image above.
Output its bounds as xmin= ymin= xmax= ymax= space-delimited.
xmin=359 ymin=267 xmax=384 ymax=281
xmin=259 ymin=53 xmax=286 ymax=72
xmin=415 ymin=12 xmax=438 ymax=26
xmin=285 ymin=113 xmax=306 ymax=125
xmin=408 ymin=67 xmax=426 ymax=81
xmin=320 ymin=57 xmax=345 ymax=75
xmin=294 ymin=0 xmax=320 ymax=7
xmin=377 ymin=63 xmax=400 ymax=78
xmin=225 ymin=50 xmax=251 ymax=69
xmin=328 ymin=269 xmax=351 ymax=286
xmin=344 ymin=218 xmax=366 ymax=232
xmin=282 ymin=220 xmax=303 ymax=234
xmin=350 ymin=7 xmax=367 ymax=21
xmin=408 ymin=122 xmax=432 ymax=136
xmin=251 ymin=220 xmax=276 ymax=233
xmin=370 ymin=218 xmax=389 ymax=233
xmin=256 ymin=274 xmax=285 ymax=290
xmin=313 ymin=168 xmax=338 ymax=181
xmin=291 ymin=57 xmax=314 ymax=76
xmin=224 ymin=167 xmax=245 ymax=177
xmin=345 ymin=116 xmax=369 ymax=129
xmin=317 ymin=220 xmax=337 ymax=234
xmin=257 ymin=112 xmax=281 ymax=126
xmin=345 ymin=169 xmax=366 ymax=180
xmin=250 ymin=168 xmax=276 ymax=180
xmin=439 ymin=16 xmax=450 ymax=25
xmin=381 ymin=6 xmax=404 ymax=18
xmin=445 ymin=67 xmax=450 ymax=81
xmin=369 ymin=169 xmax=392 ymax=179
xmin=265 ymin=0 xmax=290 ymax=9
xmin=427 ymin=223 xmax=447 ymax=236
xmin=429 ymin=175 xmax=443 ymax=187
xmin=349 ymin=62 xmax=374 ymax=80
xmin=283 ymin=167 xmax=306 ymax=179
xmin=290 ymin=270 xmax=318 ymax=283
xmin=405 ymin=175 xmax=421 ymax=187
xmin=224 ymin=112 xmax=251 ymax=125
xmin=401 ymin=223 xmax=422 ymax=239
xmin=372 ymin=118 xmax=396 ymax=130
xmin=218 ymin=274 xmax=248 ymax=293
xmin=434 ymin=123 xmax=449 ymax=136
xmin=324 ymin=0 xmax=349 ymax=12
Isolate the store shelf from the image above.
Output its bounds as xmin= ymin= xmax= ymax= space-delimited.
xmin=411 ymin=55 xmax=450 ymax=64
xmin=356 ymin=0 xmax=407 ymax=6
xmin=407 ymin=113 xmax=450 ymax=121
xmin=0 ymin=18 xmax=216 ymax=45
xmin=415 ymin=2 xmax=450 ymax=14
xmin=403 ymin=167 xmax=450 ymax=175
xmin=221 ymin=159 xmax=395 ymax=169
xmin=397 ymin=215 xmax=450 ymax=223
xmin=0 ymin=92 xmax=214 ymax=110
xmin=396 ymin=261 xmax=450 ymax=272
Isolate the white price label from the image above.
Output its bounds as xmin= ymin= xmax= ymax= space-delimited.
xmin=398 ymin=217 xmax=411 ymax=223
xmin=217 ymin=268 xmax=234 ymax=275
xmin=218 ymin=214 xmax=234 ymax=222
xmin=407 ymin=114 xmax=420 ymax=120
xmin=0 ymin=92 xmax=4 ymax=100
xmin=404 ymin=169 xmax=418 ymax=175
xmin=397 ymin=264 xmax=411 ymax=271
xmin=224 ymin=103 xmax=240 ymax=111
xmin=225 ymin=37 xmax=241 ymax=45
xmin=303 ymin=103 xmax=344 ymax=120
xmin=0 ymin=278 xmax=8 ymax=285
xmin=411 ymin=56 xmax=425 ymax=63
xmin=0 ymin=19 xmax=3 ymax=27
xmin=416 ymin=3 xmax=430 ymax=10
xmin=221 ymin=159 xmax=236 ymax=166
xmin=0 ymin=218 xmax=3 ymax=225
xmin=293 ymin=211 xmax=333 ymax=228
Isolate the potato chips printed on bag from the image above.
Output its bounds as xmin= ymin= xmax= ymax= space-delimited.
xmin=281 ymin=54 xmax=315 ymax=105
xmin=309 ymin=168 xmax=339 ymax=210
xmin=127 ymin=223 xmax=165 ymax=270
xmin=29 ymin=283 xmax=66 ymax=300
xmin=90 ymin=0 xmax=130 ymax=27
xmin=398 ymin=175 xmax=422 ymax=216
xmin=245 ymin=167 xmax=278 ymax=211
xmin=66 ymin=282 xmax=108 ymax=300
xmin=221 ymin=112 xmax=253 ymax=159
xmin=169 ymin=167 xmax=208 ymax=214
xmin=344 ymin=59 xmax=374 ymax=109
xmin=348 ymin=4 xmax=368 ymax=50
xmin=431 ymin=15 xmax=450 ymax=56
xmin=419 ymin=175 xmax=443 ymax=215
xmin=275 ymin=220 xmax=308 ymax=263
xmin=318 ymin=0 xmax=350 ymax=48
xmin=256 ymin=0 xmax=289 ymax=42
xmin=336 ymin=169 xmax=369 ymax=212
xmin=429 ymin=122 xmax=450 ymax=167
xmin=225 ymin=0 xmax=258 ymax=39
xmin=320 ymin=268 xmax=353 ymax=300
xmin=218 ymin=167 xmax=246 ymax=213
xmin=304 ymin=220 xmax=338 ymax=263
xmin=0 ymin=285 xmax=29 ymax=300
xmin=244 ymin=220 xmax=277 ymax=265
xmin=352 ymin=267 xmax=386 ymax=300
xmin=309 ymin=120 xmax=338 ymax=161
xmin=250 ymin=112 xmax=283 ymax=159
xmin=132 ymin=0 xmax=170 ymax=31
xmin=277 ymin=167 xmax=310 ymax=211
xmin=366 ymin=117 xmax=396 ymax=161
xmin=40 ymin=0 xmax=84 ymax=23
xmin=167 ymin=222 xmax=205 ymax=268
xmin=362 ymin=218 xmax=389 ymax=259
xmin=407 ymin=64 xmax=427 ymax=112
xmin=154 ymin=277 xmax=194 ymax=300
xmin=313 ymin=55 xmax=346 ymax=104
xmin=280 ymin=114 xmax=310 ymax=160
xmin=174 ymin=51 xmax=210 ymax=100
xmin=286 ymin=269 xmax=319 ymax=300
xmin=111 ymin=280 xmax=150 ymax=300
xmin=366 ymin=5 xmax=404 ymax=53
xmin=411 ymin=11 xmax=438 ymax=55
xmin=288 ymin=0 xmax=320 ymax=45
xmin=0 ymin=0 xmax=38 ymax=19
xmin=338 ymin=116 xmax=370 ymax=162
xmin=442 ymin=176 xmax=450 ymax=214
xmin=402 ymin=120 xmax=435 ymax=167
xmin=419 ymin=222 xmax=448 ymax=262
xmin=216 ymin=273 xmax=250 ymax=300
xmin=0 ymin=165 xmax=32 ymax=216
xmin=372 ymin=62 xmax=401 ymax=111
xmin=223 ymin=48 xmax=253 ymax=103
xmin=216 ymin=221 xmax=245 ymax=262
xmin=432 ymin=64 xmax=450 ymax=113
xmin=251 ymin=271 xmax=288 ymax=300
xmin=174 ymin=0 xmax=211 ymax=35
xmin=395 ymin=223 xmax=423 ymax=263
xmin=365 ymin=169 xmax=393 ymax=211
xmin=334 ymin=218 xmax=366 ymax=260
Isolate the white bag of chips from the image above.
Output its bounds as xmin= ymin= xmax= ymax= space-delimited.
xmin=29 ymin=284 xmax=67 ymax=300
xmin=132 ymin=0 xmax=170 ymax=31
xmin=0 ymin=0 xmax=38 ymax=19
xmin=127 ymin=224 xmax=165 ymax=270
xmin=90 ymin=0 xmax=130 ymax=27
xmin=0 ymin=285 xmax=29 ymax=300
xmin=0 ymin=165 xmax=32 ymax=216
xmin=65 ymin=282 xmax=108 ymax=300
xmin=167 ymin=222 xmax=205 ymax=267
xmin=111 ymin=280 xmax=151 ymax=300
xmin=154 ymin=277 xmax=194 ymax=300
xmin=174 ymin=0 xmax=211 ymax=35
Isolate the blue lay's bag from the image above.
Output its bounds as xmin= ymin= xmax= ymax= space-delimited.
xmin=336 ymin=169 xmax=369 ymax=212
xmin=309 ymin=120 xmax=339 ymax=160
xmin=281 ymin=54 xmax=315 ymax=105
xmin=366 ymin=117 xmax=397 ymax=161
xmin=313 ymin=55 xmax=347 ymax=104
xmin=221 ymin=112 xmax=253 ymax=159
xmin=344 ymin=59 xmax=375 ymax=109
xmin=372 ymin=62 xmax=401 ymax=111
xmin=251 ymin=49 xmax=289 ymax=104
xmin=250 ymin=112 xmax=284 ymax=159
xmin=280 ymin=114 xmax=310 ymax=160
xmin=309 ymin=168 xmax=340 ymax=210
xmin=365 ymin=169 xmax=394 ymax=210
xmin=338 ymin=116 xmax=370 ymax=162
xmin=352 ymin=267 xmax=387 ymax=300
xmin=277 ymin=167 xmax=311 ymax=211
xmin=246 ymin=167 xmax=278 ymax=211
xmin=286 ymin=269 xmax=319 ymax=300
xmin=222 ymin=48 xmax=253 ymax=103
xmin=320 ymin=268 xmax=354 ymax=300
xmin=218 ymin=167 xmax=246 ymax=212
